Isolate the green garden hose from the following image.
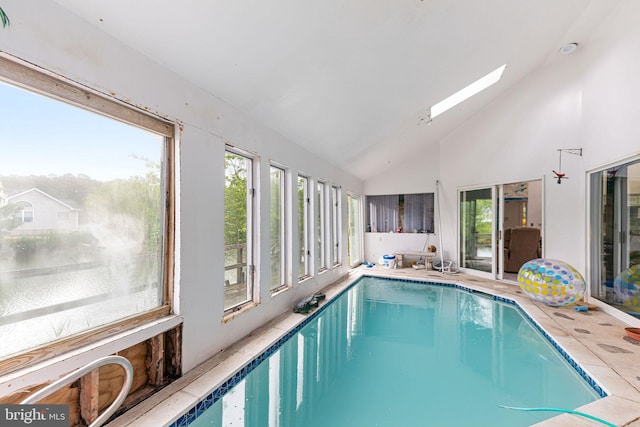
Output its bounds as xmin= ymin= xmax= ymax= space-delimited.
xmin=499 ymin=405 xmax=616 ymax=427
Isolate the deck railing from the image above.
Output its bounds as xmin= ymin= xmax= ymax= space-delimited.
xmin=224 ymin=243 xmax=246 ymax=286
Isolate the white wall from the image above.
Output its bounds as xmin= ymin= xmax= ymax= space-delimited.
xmin=364 ymin=232 xmax=436 ymax=265
xmin=363 ymin=144 xmax=440 ymax=195
xmin=362 ymin=143 xmax=441 ymax=261
xmin=0 ymin=0 xmax=363 ymax=381
xmin=579 ymin=1 xmax=640 ymax=170
xmin=368 ymin=0 xmax=640 ymax=280
xmin=438 ymin=51 xmax=585 ymax=266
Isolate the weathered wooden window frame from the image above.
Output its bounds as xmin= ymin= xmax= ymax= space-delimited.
xmin=0 ymin=54 xmax=176 ymax=374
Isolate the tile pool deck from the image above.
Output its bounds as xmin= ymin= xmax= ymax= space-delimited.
xmin=106 ymin=266 xmax=640 ymax=427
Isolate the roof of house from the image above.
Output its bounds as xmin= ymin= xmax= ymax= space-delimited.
xmin=7 ymin=188 xmax=79 ymax=211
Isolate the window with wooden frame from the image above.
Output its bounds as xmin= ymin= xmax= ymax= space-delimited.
xmin=0 ymin=56 xmax=176 ymax=370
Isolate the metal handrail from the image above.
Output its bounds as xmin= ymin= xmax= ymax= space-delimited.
xmin=21 ymin=355 xmax=133 ymax=427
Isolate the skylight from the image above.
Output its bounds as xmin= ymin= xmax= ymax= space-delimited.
xmin=429 ymin=64 xmax=507 ymax=120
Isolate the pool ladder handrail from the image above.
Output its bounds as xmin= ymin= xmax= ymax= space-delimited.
xmin=21 ymin=355 xmax=133 ymax=427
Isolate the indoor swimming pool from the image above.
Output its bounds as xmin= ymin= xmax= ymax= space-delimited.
xmin=173 ymin=276 xmax=604 ymax=427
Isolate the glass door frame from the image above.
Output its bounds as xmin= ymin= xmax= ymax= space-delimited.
xmin=588 ymin=157 xmax=640 ymax=322
xmin=458 ymin=178 xmax=544 ymax=281
xmin=458 ymin=185 xmax=498 ymax=279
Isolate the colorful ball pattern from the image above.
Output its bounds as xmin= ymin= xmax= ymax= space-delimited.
xmin=614 ymin=264 xmax=640 ymax=311
xmin=517 ymin=258 xmax=586 ymax=306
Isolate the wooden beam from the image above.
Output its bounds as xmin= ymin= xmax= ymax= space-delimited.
xmin=80 ymin=369 xmax=99 ymax=425
xmin=146 ymin=334 xmax=164 ymax=386
xmin=165 ymin=326 xmax=182 ymax=378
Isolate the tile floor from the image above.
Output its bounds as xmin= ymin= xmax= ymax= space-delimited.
xmin=106 ymin=266 xmax=640 ymax=427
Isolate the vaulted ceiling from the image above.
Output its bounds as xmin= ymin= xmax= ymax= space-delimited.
xmin=52 ymin=0 xmax=618 ymax=180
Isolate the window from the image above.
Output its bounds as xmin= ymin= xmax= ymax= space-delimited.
xmin=224 ymin=149 xmax=256 ymax=311
xmin=298 ymin=175 xmax=310 ymax=280
xmin=317 ymin=181 xmax=327 ymax=272
xmin=429 ymin=64 xmax=506 ymax=120
xmin=347 ymin=193 xmax=362 ymax=266
xmin=365 ymin=193 xmax=434 ymax=233
xmin=270 ymin=165 xmax=287 ymax=293
xmin=366 ymin=194 xmax=398 ymax=233
xmin=0 ymin=57 xmax=175 ymax=363
xmin=331 ymin=185 xmax=341 ymax=266
xmin=14 ymin=201 xmax=34 ymax=223
xmin=403 ymin=194 xmax=434 ymax=234
xmin=22 ymin=209 xmax=33 ymax=223
xmin=590 ymin=159 xmax=640 ymax=319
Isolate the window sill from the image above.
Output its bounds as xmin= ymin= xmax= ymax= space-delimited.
xmin=270 ymin=286 xmax=291 ymax=298
xmin=0 ymin=314 xmax=183 ymax=397
xmin=223 ymin=302 xmax=259 ymax=323
xmin=298 ymin=275 xmax=313 ymax=285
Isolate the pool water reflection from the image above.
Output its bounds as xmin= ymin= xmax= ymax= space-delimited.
xmin=188 ymin=277 xmax=600 ymax=427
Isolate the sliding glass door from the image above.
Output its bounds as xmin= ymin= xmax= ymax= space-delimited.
xmin=459 ymin=180 xmax=543 ymax=279
xmin=590 ymin=160 xmax=640 ymax=318
xmin=459 ymin=188 xmax=495 ymax=274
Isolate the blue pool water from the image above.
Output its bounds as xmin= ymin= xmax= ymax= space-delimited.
xmin=181 ymin=277 xmax=602 ymax=427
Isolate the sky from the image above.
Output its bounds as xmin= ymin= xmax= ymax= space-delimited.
xmin=0 ymin=81 xmax=163 ymax=182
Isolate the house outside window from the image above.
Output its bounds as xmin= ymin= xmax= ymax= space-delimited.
xmin=0 ymin=57 xmax=175 ymax=364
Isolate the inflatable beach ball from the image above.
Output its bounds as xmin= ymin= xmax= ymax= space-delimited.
xmin=517 ymin=259 xmax=586 ymax=306
xmin=614 ymin=264 xmax=640 ymax=311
